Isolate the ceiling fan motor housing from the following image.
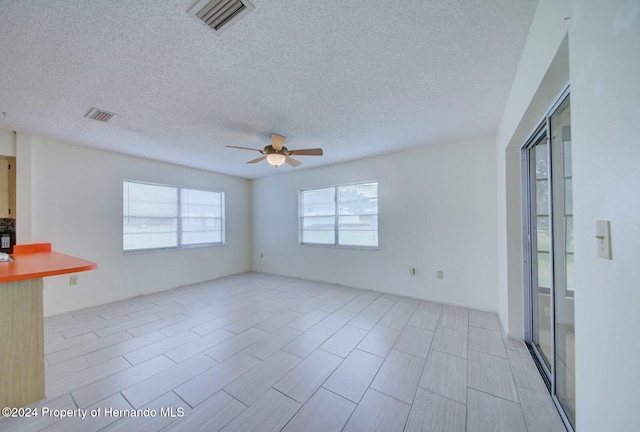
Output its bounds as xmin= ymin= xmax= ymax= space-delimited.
xmin=264 ymin=145 xmax=289 ymax=155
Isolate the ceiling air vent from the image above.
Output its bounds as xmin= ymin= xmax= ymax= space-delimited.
xmin=188 ymin=0 xmax=255 ymax=34
xmin=85 ymin=108 xmax=115 ymax=123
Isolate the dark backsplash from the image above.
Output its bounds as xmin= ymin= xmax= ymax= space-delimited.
xmin=0 ymin=218 xmax=15 ymax=252
xmin=0 ymin=218 xmax=15 ymax=232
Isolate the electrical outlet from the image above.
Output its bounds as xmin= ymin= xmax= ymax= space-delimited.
xmin=69 ymin=276 xmax=78 ymax=285
xmin=409 ymin=267 xmax=416 ymax=276
xmin=437 ymin=270 xmax=444 ymax=280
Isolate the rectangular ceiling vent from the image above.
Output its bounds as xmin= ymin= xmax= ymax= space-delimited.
xmin=85 ymin=108 xmax=115 ymax=123
xmin=188 ymin=0 xmax=255 ymax=34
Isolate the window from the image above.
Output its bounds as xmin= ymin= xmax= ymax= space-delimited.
xmin=123 ymin=181 xmax=178 ymax=251
xmin=181 ymin=187 xmax=224 ymax=246
xmin=300 ymin=181 xmax=378 ymax=248
xmin=123 ymin=180 xmax=224 ymax=252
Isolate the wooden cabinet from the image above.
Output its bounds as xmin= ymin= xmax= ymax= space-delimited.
xmin=0 ymin=278 xmax=44 ymax=408
xmin=0 ymin=156 xmax=16 ymax=218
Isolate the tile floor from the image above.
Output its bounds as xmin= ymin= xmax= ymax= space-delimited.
xmin=1 ymin=272 xmax=567 ymax=432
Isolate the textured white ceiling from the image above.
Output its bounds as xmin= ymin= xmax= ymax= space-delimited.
xmin=0 ymin=0 xmax=537 ymax=179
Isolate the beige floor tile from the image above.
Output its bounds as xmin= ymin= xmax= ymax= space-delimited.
xmin=286 ymin=309 xmax=329 ymax=331
xmin=420 ymin=349 xmax=467 ymax=403
xmin=281 ymin=325 xmax=336 ymax=358
xmin=164 ymin=328 xmax=234 ymax=363
xmin=439 ymin=305 xmax=469 ymax=330
xmin=342 ymin=389 xmax=410 ymax=432
xmin=467 ymin=389 xmax=527 ymax=432
xmin=160 ymin=391 xmax=245 ymax=432
xmin=408 ymin=309 xmax=440 ymax=331
xmin=370 ymin=349 xmax=425 ymax=404
xmin=223 ymin=350 xmax=300 ymax=405
xmin=348 ymin=307 xmax=385 ymax=330
xmin=204 ymin=327 xmax=268 ymax=361
xmin=256 ymin=310 xmax=302 ymax=332
xmin=100 ymin=391 xmax=190 ymax=432
xmin=123 ymin=330 xmax=199 ymax=365
xmin=405 ymin=388 xmax=466 ymax=432
xmin=219 ymin=388 xmax=300 ymax=432
xmin=72 ymin=354 xmax=175 ymax=408
xmin=274 ymin=349 xmax=342 ymax=403
xmin=84 ymin=330 xmax=166 ymax=365
xmin=469 ymin=310 xmax=501 ymax=332
xmin=121 ymin=353 xmax=216 ymax=408
xmin=174 ymin=351 xmax=260 ymax=407
xmin=518 ymin=386 xmax=567 ymax=432
xmin=357 ymin=324 xmax=402 ymax=357
xmin=469 ymin=326 xmax=507 ymax=358
xmin=468 ymin=350 xmax=519 ymax=402
xmin=323 ymin=349 xmax=384 ymax=403
xmin=282 ymin=388 xmax=355 ymax=432
xmin=393 ymin=326 xmax=434 ymax=358
xmin=320 ymin=325 xmax=368 ymax=358
xmin=317 ymin=309 xmax=358 ymax=331
xmin=242 ymin=326 xmax=302 ymax=360
xmin=431 ymin=325 xmax=468 ymax=358
xmin=378 ymin=307 xmax=413 ymax=330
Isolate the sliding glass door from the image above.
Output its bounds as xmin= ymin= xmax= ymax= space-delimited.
xmin=527 ymin=129 xmax=553 ymax=374
xmin=550 ymin=95 xmax=574 ymax=427
xmin=523 ymin=90 xmax=575 ymax=430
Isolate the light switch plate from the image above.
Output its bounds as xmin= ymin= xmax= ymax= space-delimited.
xmin=596 ymin=220 xmax=612 ymax=260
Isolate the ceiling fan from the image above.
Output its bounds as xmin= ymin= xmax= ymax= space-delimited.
xmin=226 ymin=133 xmax=323 ymax=167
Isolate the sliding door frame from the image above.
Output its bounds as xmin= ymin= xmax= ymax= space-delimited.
xmin=522 ymin=119 xmax=554 ymax=385
xmin=522 ymin=85 xmax=573 ymax=432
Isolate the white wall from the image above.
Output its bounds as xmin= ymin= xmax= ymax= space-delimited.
xmin=252 ymin=137 xmax=499 ymax=311
xmin=0 ymin=129 xmax=16 ymax=156
xmin=19 ymin=134 xmax=251 ymax=316
xmin=497 ymin=0 xmax=640 ymax=429
xmin=570 ymin=0 xmax=640 ymax=430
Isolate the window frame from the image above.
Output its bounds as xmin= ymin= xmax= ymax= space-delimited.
xmin=299 ymin=180 xmax=378 ymax=250
xmin=123 ymin=179 xmax=225 ymax=253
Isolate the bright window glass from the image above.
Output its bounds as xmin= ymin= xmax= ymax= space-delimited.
xmin=123 ymin=180 xmax=224 ymax=252
xmin=300 ymin=187 xmax=335 ymax=245
xmin=123 ymin=181 xmax=178 ymax=251
xmin=181 ymin=188 xmax=224 ymax=246
xmin=300 ymin=182 xmax=378 ymax=248
xmin=338 ymin=183 xmax=378 ymax=247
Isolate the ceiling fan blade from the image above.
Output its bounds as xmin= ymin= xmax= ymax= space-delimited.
xmin=285 ymin=156 xmax=302 ymax=167
xmin=288 ymin=148 xmax=323 ymax=156
xmin=226 ymin=145 xmax=264 ymax=153
xmin=247 ymin=156 xmax=267 ymax=164
xmin=271 ymin=133 xmax=286 ymax=150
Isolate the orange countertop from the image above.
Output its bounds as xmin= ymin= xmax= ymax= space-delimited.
xmin=0 ymin=243 xmax=97 ymax=283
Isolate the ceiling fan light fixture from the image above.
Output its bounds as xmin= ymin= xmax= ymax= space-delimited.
xmin=226 ymin=133 xmax=322 ymax=168
xmin=266 ymin=153 xmax=286 ymax=167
